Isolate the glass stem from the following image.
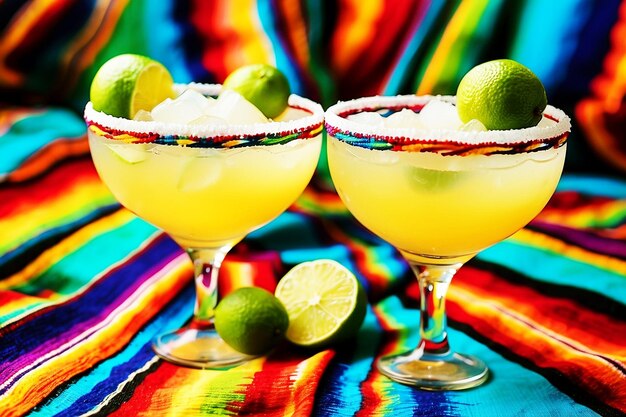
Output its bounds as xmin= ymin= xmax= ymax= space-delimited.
xmin=409 ymin=262 xmax=462 ymax=355
xmin=187 ymin=246 xmax=231 ymax=329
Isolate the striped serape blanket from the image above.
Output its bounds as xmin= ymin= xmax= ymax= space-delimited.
xmin=1 ymin=0 xmax=626 ymax=415
xmin=0 ymin=106 xmax=624 ymax=416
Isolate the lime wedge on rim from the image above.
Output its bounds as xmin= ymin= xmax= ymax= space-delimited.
xmin=90 ymin=54 xmax=176 ymax=119
xmin=275 ymin=259 xmax=367 ymax=348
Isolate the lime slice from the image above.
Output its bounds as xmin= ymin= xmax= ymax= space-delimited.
xmin=275 ymin=260 xmax=367 ymax=348
xmin=90 ymin=54 xmax=176 ymax=119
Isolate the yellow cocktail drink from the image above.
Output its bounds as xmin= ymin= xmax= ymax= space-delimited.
xmin=89 ymin=134 xmax=320 ymax=249
xmin=325 ymin=94 xmax=570 ymax=390
xmin=85 ymin=83 xmax=323 ymax=368
xmin=329 ymin=137 xmax=566 ymax=262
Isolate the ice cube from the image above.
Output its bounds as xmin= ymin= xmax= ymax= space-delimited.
xmin=419 ymin=99 xmax=463 ymax=130
xmin=106 ymin=143 xmax=149 ymax=164
xmin=208 ymin=90 xmax=268 ymax=124
xmin=133 ymin=109 xmax=153 ymax=121
xmin=347 ymin=111 xmax=384 ymax=126
xmin=459 ymin=119 xmax=487 ymax=132
xmin=151 ymin=89 xmax=216 ymax=124
xmin=179 ymin=89 xmax=216 ymax=114
xmin=177 ymin=157 xmax=222 ymax=192
xmin=384 ymin=109 xmax=426 ymax=129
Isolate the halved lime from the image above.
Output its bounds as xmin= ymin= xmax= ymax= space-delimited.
xmin=90 ymin=54 xmax=176 ymax=119
xmin=275 ymin=260 xmax=367 ymax=348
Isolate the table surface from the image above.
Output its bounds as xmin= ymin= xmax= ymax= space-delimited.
xmin=0 ymin=107 xmax=625 ymax=417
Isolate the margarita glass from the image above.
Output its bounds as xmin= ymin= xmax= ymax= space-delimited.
xmin=325 ymin=95 xmax=570 ymax=390
xmin=85 ymin=84 xmax=323 ymax=368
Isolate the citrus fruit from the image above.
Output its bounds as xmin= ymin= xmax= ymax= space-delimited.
xmin=275 ymin=259 xmax=367 ymax=348
xmin=90 ymin=54 xmax=176 ymax=119
xmin=456 ymin=59 xmax=547 ymax=130
xmin=214 ymin=287 xmax=289 ymax=355
xmin=222 ymin=64 xmax=290 ymax=119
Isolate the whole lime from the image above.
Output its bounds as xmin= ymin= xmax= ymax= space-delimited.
xmin=222 ymin=64 xmax=290 ymax=119
xmin=90 ymin=54 xmax=175 ymax=119
xmin=456 ymin=59 xmax=547 ymax=130
xmin=214 ymin=287 xmax=289 ymax=355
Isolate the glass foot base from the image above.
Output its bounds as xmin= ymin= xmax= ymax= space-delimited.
xmin=377 ymin=350 xmax=489 ymax=390
xmin=153 ymin=326 xmax=254 ymax=369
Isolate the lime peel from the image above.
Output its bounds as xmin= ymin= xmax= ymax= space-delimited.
xmin=456 ymin=59 xmax=547 ymax=131
xmin=214 ymin=287 xmax=289 ymax=355
xmin=223 ymin=64 xmax=290 ymax=119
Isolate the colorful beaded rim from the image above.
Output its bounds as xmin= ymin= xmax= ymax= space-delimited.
xmin=324 ymin=95 xmax=570 ymax=156
xmin=84 ymin=83 xmax=324 ymax=148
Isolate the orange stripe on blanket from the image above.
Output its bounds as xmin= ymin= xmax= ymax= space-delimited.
xmin=106 ymin=360 xmax=181 ymax=416
xmin=454 ymin=266 xmax=626 ymax=358
xmin=0 ymin=0 xmax=73 ymax=85
xmin=538 ymin=192 xmax=626 ymax=230
xmin=510 ymin=228 xmax=626 ymax=277
xmin=191 ymin=0 xmax=274 ymax=82
xmin=292 ymin=186 xmax=349 ymax=217
xmin=330 ymin=0 xmax=422 ymax=97
xmin=324 ymin=221 xmax=392 ymax=297
xmin=234 ymin=349 xmax=335 ymax=416
xmin=417 ymin=0 xmax=489 ymax=95
xmin=0 ymin=157 xmax=104 ymax=218
xmin=360 ymin=302 xmax=413 ymax=416
xmin=57 ymin=0 xmax=131 ymax=94
xmin=447 ymin=276 xmax=626 ymax=414
xmin=113 ymin=351 xmax=334 ymax=415
xmin=219 ymin=252 xmax=283 ymax=295
xmin=168 ymin=358 xmax=263 ymax=415
xmin=0 ymin=163 xmax=114 ymax=257
xmin=110 ymin=357 xmax=264 ymax=415
xmin=576 ymin=99 xmax=626 ymax=172
xmin=5 ymin=137 xmax=90 ymax=183
xmin=331 ymin=0 xmax=384 ymax=75
xmin=0 ymin=253 xmax=191 ymax=416
xmin=280 ymin=351 xmax=335 ymax=417
xmin=0 ymin=108 xmax=44 ymax=135
xmin=575 ymin=1 xmax=626 ymax=172
xmin=276 ymin=0 xmax=310 ymax=69
xmin=0 ymin=209 xmax=136 ymax=296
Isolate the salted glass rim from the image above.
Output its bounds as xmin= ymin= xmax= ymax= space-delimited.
xmin=324 ymin=94 xmax=571 ymax=148
xmin=84 ymin=83 xmax=324 ymax=143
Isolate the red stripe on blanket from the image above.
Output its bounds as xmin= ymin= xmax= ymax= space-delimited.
xmin=235 ymin=349 xmax=335 ymax=416
xmin=0 ymin=156 xmax=100 ymax=218
xmin=447 ymin=265 xmax=626 ymax=414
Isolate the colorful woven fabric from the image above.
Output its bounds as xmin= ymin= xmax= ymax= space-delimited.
xmin=1 ymin=109 xmax=625 ymax=416
xmin=1 ymin=1 xmax=626 ymax=416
